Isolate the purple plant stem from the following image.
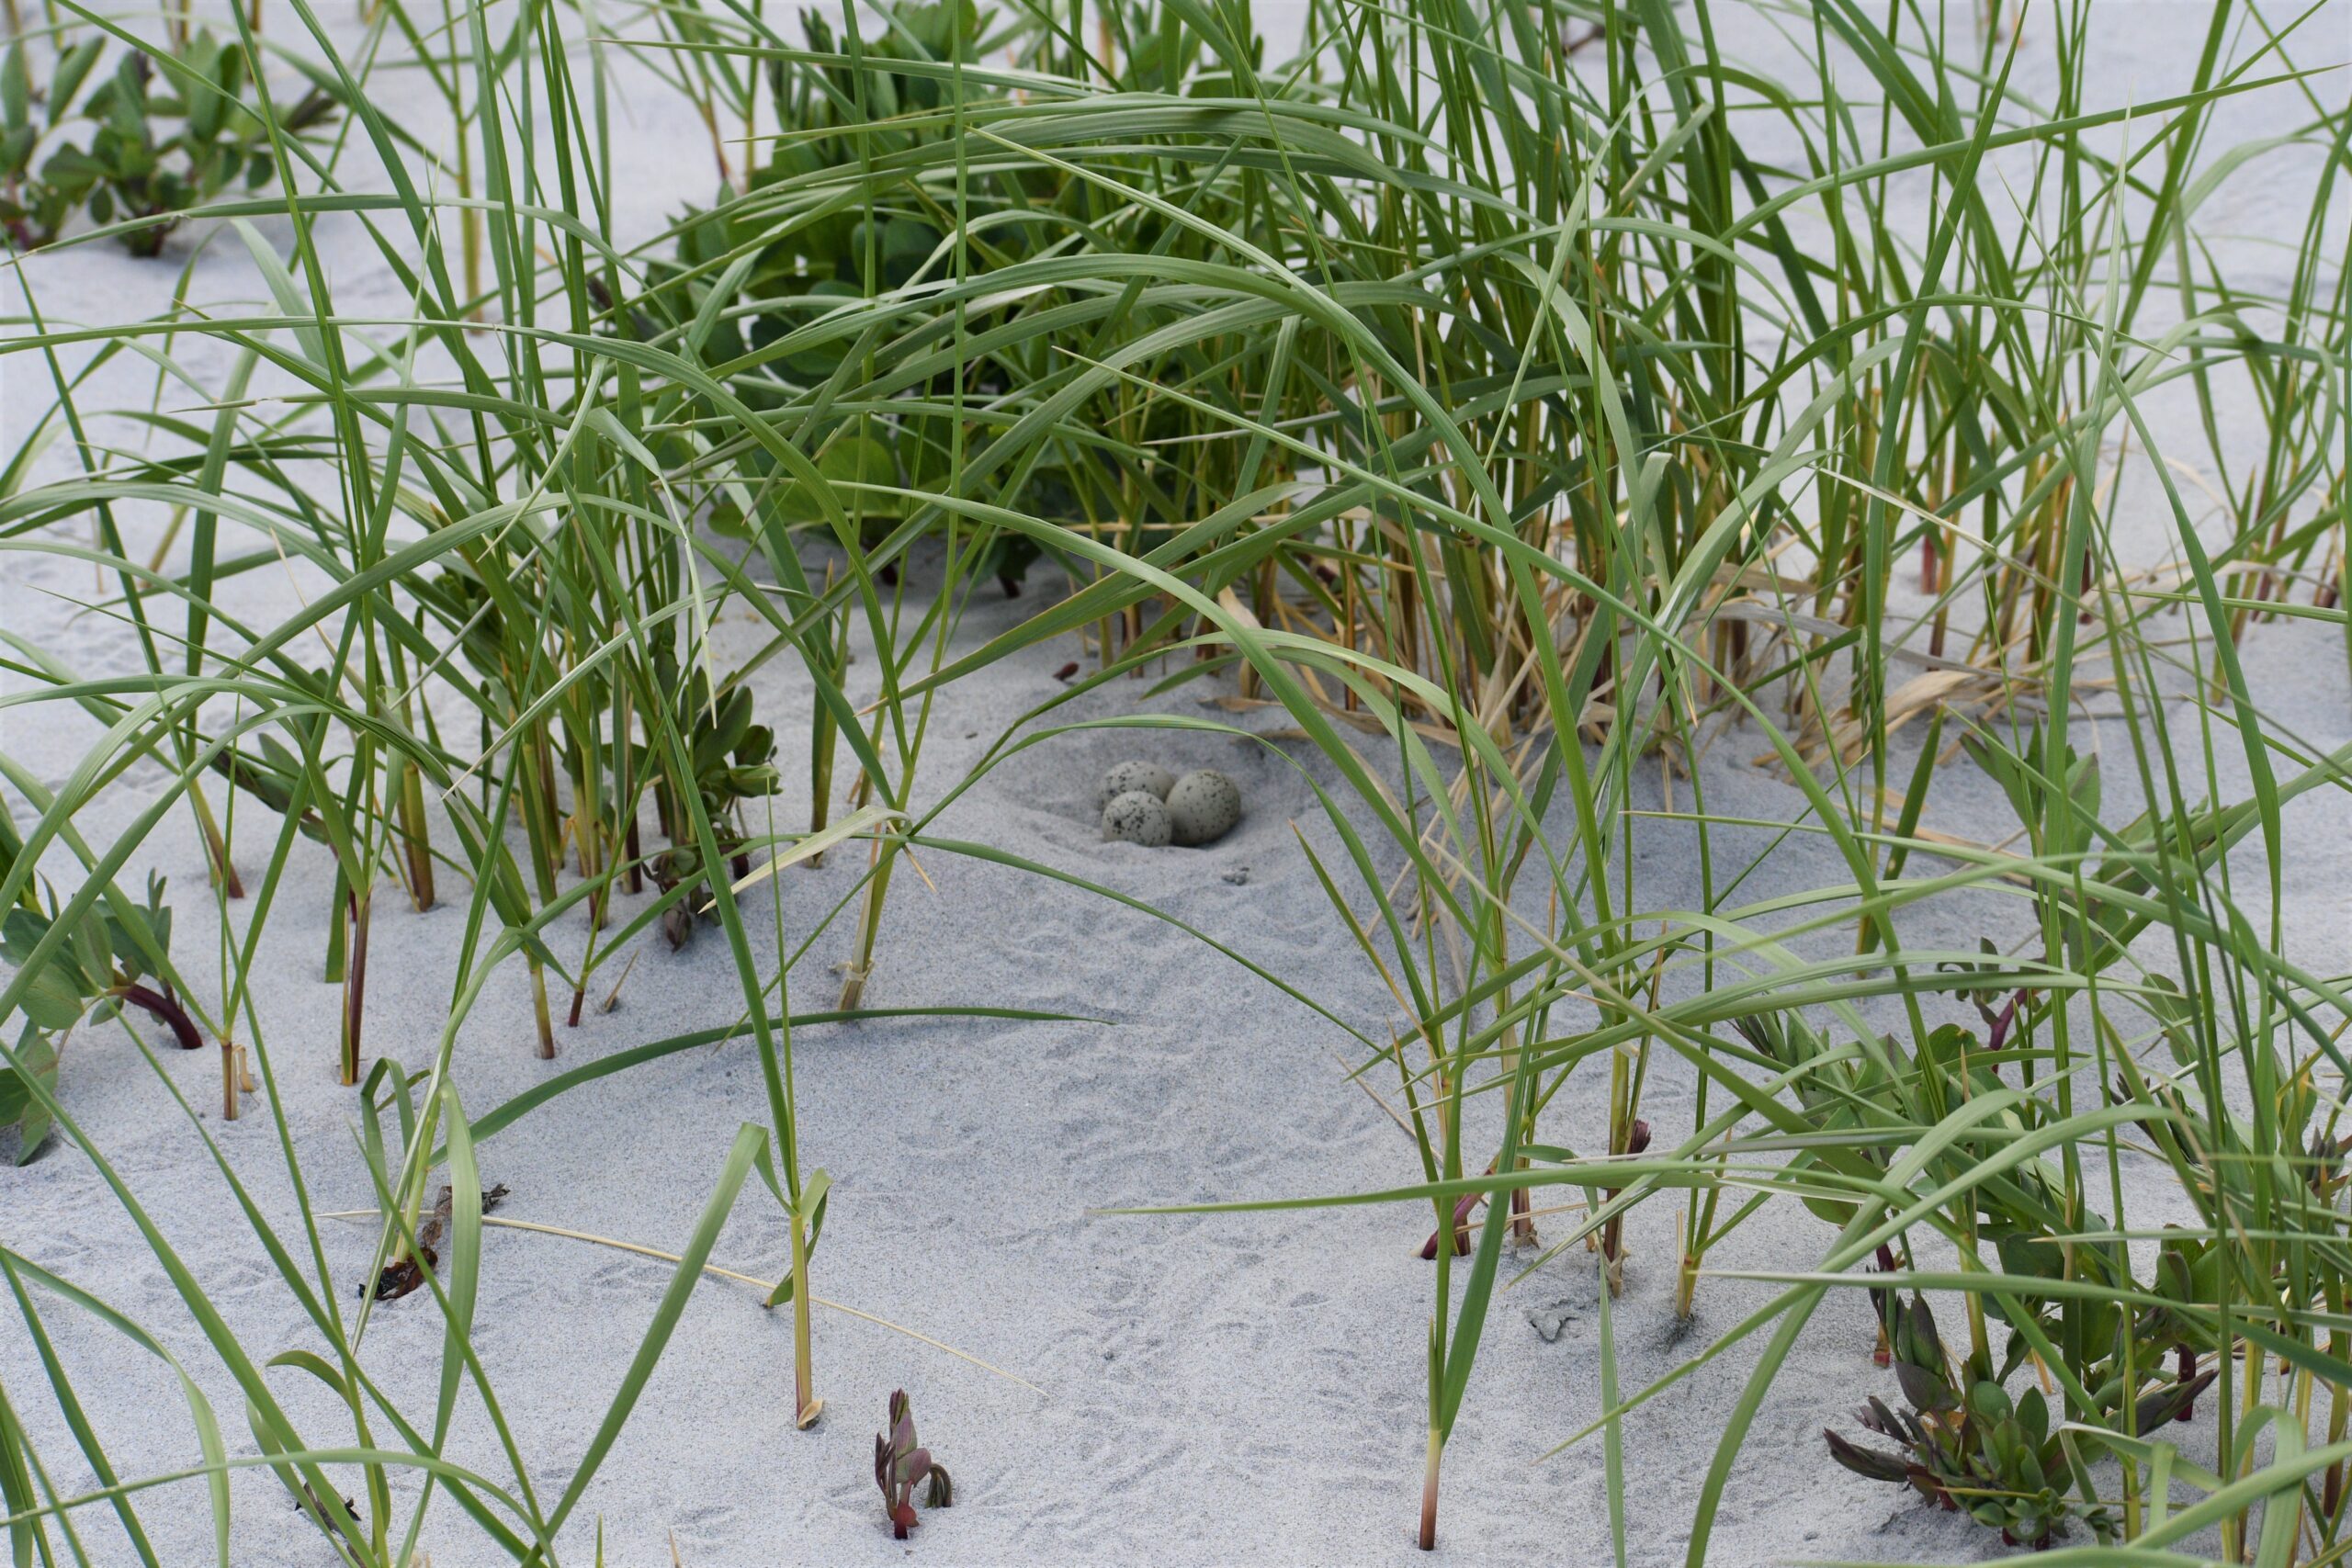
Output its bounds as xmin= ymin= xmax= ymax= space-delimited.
xmin=114 ymin=984 xmax=201 ymax=1052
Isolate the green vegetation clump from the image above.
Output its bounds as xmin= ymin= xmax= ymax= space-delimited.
xmin=0 ymin=29 xmax=333 ymax=254
xmin=0 ymin=871 xmax=187 ymax=1161
xmin=0 ymin=0 xmax=2345 ymax=1561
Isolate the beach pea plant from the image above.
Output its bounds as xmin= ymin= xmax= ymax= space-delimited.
xmin=0 ymin=29 xmax=334 ymax=254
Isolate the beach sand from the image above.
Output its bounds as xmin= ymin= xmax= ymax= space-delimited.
xmin=2 ymin=3 xmax=2346 ymax=1561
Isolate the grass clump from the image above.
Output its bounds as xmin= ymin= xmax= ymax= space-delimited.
xmin=0 ymin=0 xmax=2345 ymax=1560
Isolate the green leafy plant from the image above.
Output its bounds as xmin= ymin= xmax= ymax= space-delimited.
xmin=0 ymin=872 xmax=188 ymax=1161
xmin=1827 ymin=1293 xmax=2103 ymax=1550
xmin=671 ymin=0 xmax=985 ymax=352
xmin=646 ymin=652 xmax=780 ymax=950
xmin=0 ymin=30 xmax=334 ymax=255
xmin=649 ymin=0 xmax=1108 ymax=597
xmin=1827 ymin=1289 xmax=2212 ymax=1550
xmin=0 ymin=0 xmax=2343 ymax=1558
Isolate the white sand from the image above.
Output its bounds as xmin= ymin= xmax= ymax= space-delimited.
xmin=3 ymin=3 xmax=2347 ymax=1562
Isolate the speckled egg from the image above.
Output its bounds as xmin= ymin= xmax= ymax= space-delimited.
xmin=1166 ymin=769 xmax=1242 ymax=846
xmin=1095 ymin=759 xmax=1178 ymax=812
xmin=1101 ymin=789 xmax=1173 ymax=847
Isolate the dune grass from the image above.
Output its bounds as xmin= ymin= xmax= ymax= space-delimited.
xmin=0 ymin=0 xmax=2347 ymax=1560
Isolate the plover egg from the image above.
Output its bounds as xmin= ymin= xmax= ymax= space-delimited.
xmin=1101 ymin=789 xmax=1173 ymax=847
xmin=1166 ymin=769 xmax=1242 ymax=846
xmin=1096 ymin=759 xmax=1177 ymax=812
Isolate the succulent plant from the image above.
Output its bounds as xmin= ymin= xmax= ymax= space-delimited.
xmin=874 ymin=1389 xmax=952 ymax=1540
xmin=644 ymin=649 xmax=780 ymax=948
xmin=1826 ymin=1290 xmax=2209 ymax=1550
xmin=0 ymin=871 xmax=190 ymax=1162
xmin=640 ymin=0 xmax=1114 ymax=598
xmin=0 ymin=31 xmax=335 ymax=254
xmin=654 ymin=650 xmax=781 ymax=827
